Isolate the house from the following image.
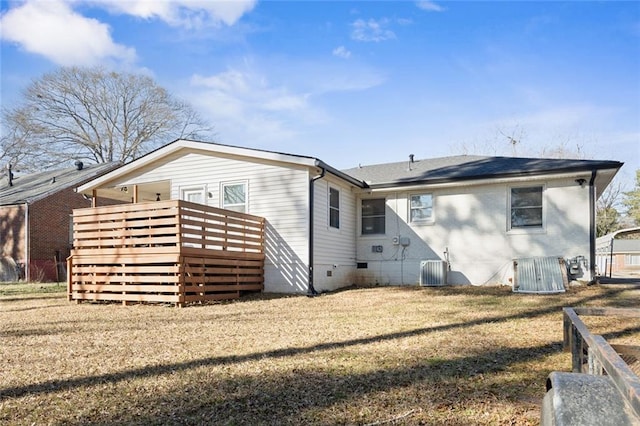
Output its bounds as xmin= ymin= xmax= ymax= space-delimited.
xmin=596 ymin=227 xmax=640 ymax=277
xmin=74 ymin=139 xmax=622 ymax=294
xmin=0 ymin=161 xmax=118 ymax=282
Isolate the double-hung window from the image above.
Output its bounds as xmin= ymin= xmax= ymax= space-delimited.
xmin=510 ymin=186 xmax=543 ymax=229
xmin=329 ymin=187 xmax=340 ymax=229
xmin=410 ymin=194 xmax=433 ymax=223
xmin=361 ymin=198 xmax=386 ymax=235
xmin=222 ymin=182 xmax=247 ymax=213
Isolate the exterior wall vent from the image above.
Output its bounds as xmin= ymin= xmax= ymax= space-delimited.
xmin=420 ymin=260 xmax=447 ymax=286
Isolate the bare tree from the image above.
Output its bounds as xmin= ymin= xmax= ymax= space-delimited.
xmin=1 ymin=67 xmax=213 ymax=170
xmin=597 ymin=179 xmax=625 ymax=236
xmin=622 ymin=169 xmax=640 ymax=226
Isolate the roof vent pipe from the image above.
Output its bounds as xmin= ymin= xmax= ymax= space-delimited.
xmin=409 ymin=154 xmax=415 ymax=163
xmin=74 ymin=160 xmax=84 ymax=170
xmin=7 ymin=164 xmax=13 ymax=187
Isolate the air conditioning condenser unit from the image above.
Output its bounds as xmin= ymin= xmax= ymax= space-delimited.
xmin=420 ymin=260 xmax=447 ymax=286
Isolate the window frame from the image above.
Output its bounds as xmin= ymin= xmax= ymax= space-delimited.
xmin=221 ymin=181 xmax=248 ymax=213
xmin=361 ymin=197 xmax=386 ymax=236
xmin=409 ymin=193 xmax=434 ymax=224
xmin=508 ymin=185 xmax=545 ymax=231
xmin=625 ymin=254 xmax=640 ymax=266
xmin=329 ymin=186 xmax=340 ymax=229
xmin=181 ymin=186 xmax=206 ymax=204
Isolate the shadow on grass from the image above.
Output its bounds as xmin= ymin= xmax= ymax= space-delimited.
xmin=1 ymin=286 xmax=630 ymax=405
xmin=112 ymin=341 xmax=565 ymax=425
xmin=1 ymin=303 xmax=70 ymax=313
xmin=22 ymin=328 xmax=640 ymax=426
xmin=0 ymin=294 xmax=66 ymax=303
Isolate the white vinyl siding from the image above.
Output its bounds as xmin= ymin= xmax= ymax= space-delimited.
xmin=314 ymin=178 xmax=357 ymax=290
xmin=113 ymin=150 xmax=311 ymax=293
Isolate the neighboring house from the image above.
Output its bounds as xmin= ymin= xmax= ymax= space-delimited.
xmin=596 ymin=227 xmax=640 ymax=277
xmin=75 ymin=139 xmax=622 ymax=294
xmin=0 ymin=162 xmax=118 ymax=282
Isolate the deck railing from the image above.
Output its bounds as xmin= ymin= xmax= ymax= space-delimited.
xmin=563 ymin=307 xmax=640 ymax=418
xmin=68 ymin=200 xmax=265 ymax=306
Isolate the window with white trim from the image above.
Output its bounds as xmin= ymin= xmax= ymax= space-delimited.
xmin=329 ymin=187 xmax=340 ymax=229
xmin=181 ymin=187 xmax=205 ymax=204
xmin=410 ymin=193 xmax=433 ymax=223
xmin=361 ymin=198 xmax=386 ymax=235
xmin=510 ymin=186 xmax=543 ymax=229
xmin=625 ymin=254 xmax=640 ymax=266
xmin=222 ymin=182 xmax=247 ymax=213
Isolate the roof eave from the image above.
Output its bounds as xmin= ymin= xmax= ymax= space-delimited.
xmin=77 ymin=139 xmax=366 ymax=194
xmin=366 ymin=163 xmax=623 ymax=190
xmin=316 ymin=160 xmax=368 ymax=188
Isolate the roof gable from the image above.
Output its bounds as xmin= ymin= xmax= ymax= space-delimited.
xmin=77 ymin=139 xmax=365 ymax=193
xmin=0 ymin=162 xmax=118 ymax=205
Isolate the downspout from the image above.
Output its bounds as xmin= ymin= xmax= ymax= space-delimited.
xmin=24 ymin=203 xmax=29 ymax=282
xmin=609 ymin=236 xmax=614 ymax=278
xmin=588 ymin=170 xmax=597 ymax=284
xmin=308 ymin=167 xmax=326 ymax=296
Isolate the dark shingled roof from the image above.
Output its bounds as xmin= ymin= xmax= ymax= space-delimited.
xmin=342 ymin=155 xmax=623 ymax=188
xmin=0 ymin=162 xmax=118 ymax=206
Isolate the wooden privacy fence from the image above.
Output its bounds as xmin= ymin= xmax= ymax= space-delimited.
xmin=67 ymin=200 xmax=265 ymax=307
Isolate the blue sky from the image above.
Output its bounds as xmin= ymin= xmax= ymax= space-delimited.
xmin=1 ymin=0 xmax=639 ymax=186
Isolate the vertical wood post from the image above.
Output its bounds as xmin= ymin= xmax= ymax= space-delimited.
xmin=178 ymin=256 xmax=185 ymax=308
xmin=563 ymin=310 xmax=571 ymax=351
xmin=67 ymin=255 xmax=73 ymax=301
xmin=572 ymin=324 xmax=583 ymax=373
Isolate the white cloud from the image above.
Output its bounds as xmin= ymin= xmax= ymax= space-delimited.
xmin=505 ymin=104 xmax=611 ymax=130
xmin=189 ymin=67 xmax=312 ymax=145
xmin=191 ymin=69 xmax=309 ymax=113
xmin=416 ymin=1 xmax=445 ymax=12
xmin=351 ymin=18 xmax=396 ymax=42
xmin=187 ymin=59 xmax=386 ymax=147
xmin=0 ymin=0 xmax=135 ymax=66
xmin=90 ymin=0 xmax=257 ymax=28
xmin=332 ymin=46 xmax=351 ymax=59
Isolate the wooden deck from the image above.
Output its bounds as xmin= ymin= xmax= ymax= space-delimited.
xmin=67 ymin=200 xmax=265 ymax=306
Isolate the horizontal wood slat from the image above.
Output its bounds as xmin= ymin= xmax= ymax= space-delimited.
xmin=69 ymin=200 xmax=265 ymax=307
xmin=72 ymin=292 xmax=181 ymax=303
xmin=183 ymin=284 xmax=263 ymax=292
xmin=183 ymin=293 xmax=242 ymax=302
xmin=72 ymin=284 xmax=181 ymax=293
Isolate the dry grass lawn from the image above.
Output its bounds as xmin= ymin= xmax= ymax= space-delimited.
xmin=1 ymin=283 xmax=639 ymax=425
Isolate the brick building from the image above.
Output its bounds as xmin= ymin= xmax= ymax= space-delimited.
xmin=596 ymin=227 xmax=640 ymax=277
xmin=0 ymin=162 xmax=117 ymax=282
